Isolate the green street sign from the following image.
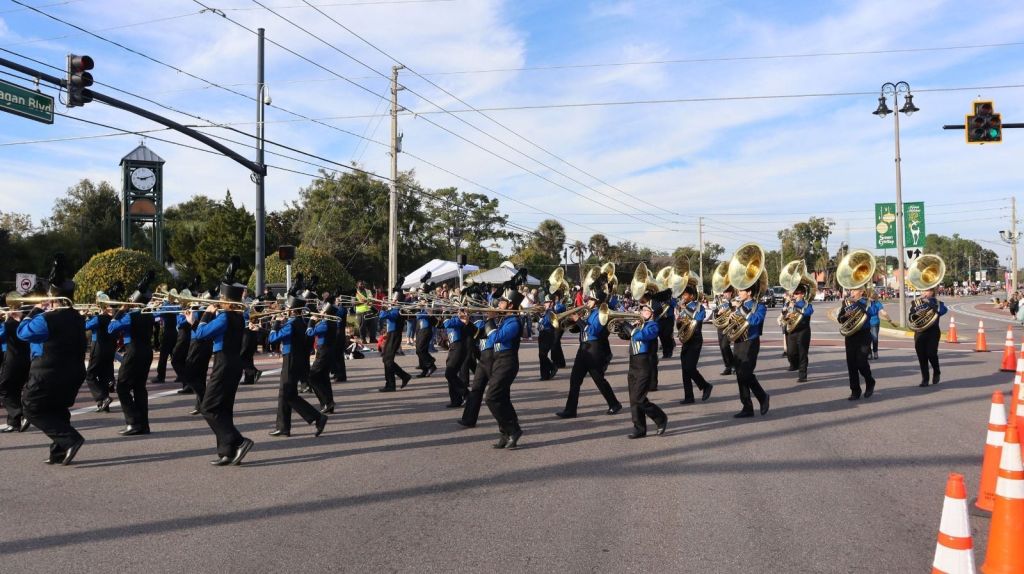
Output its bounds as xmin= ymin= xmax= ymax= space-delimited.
xmin=904 ymin=201 xmax=925 ymax=248
xmin=875 ymin=202 xmax=897 ymax=249
xmin=0 ymin=79 xmax=54 ymax=124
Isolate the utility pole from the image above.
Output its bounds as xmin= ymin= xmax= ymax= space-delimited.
xmin=255 ymin=27 xmax=267 ymax=295
xmin=387 ymin=65 xmax=404 ymax=291
xmin=1013 ymin=196 xmax=1018 ymax=293
xmin=698 ymin=216 xmax=705 ymax=294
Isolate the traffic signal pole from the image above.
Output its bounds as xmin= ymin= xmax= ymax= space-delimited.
xmin=255 ymin=28 xmax=267 ymax=295
xmin=0 ymin=55 xmax=265 ymax=175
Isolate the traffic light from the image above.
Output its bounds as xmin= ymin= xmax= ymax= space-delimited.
xmin=66 ymin=54 xmax=94 ymax=107
xmin=966 ymin=100 xmax=1002 ymax=144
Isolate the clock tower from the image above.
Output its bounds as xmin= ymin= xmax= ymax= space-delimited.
xmin=119 ymin=143 xmax=165 ymax=263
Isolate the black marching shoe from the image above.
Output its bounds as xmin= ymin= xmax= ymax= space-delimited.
xmin=230 ymin=438 xmax=254 ymax=465
xmin=720 ymin=368 xmax=733 ymax=376
xmin=702 ymin=384 xmax=714 ymax=402
xmin=505 ymin=430 xmax=522 ymax=450
xmin=847 ymin=393 xmax=861 ymax=401
xmin=62 ymin=438 xmax=85 ymax=465
xmin=445 ymin=401 xmax=464 ymax=409
xmin=255 ymin=370 xmax=263 ymax=383
xmin=268 ymin=429 xmax=290 ymax=437
xmin=918 ymin=380 xmax=930 ymax=388
xmin=733 ymin=410 xmax=754 ymax=418
xmin=320 ymin=403 xmax=335 ymax=414
xmin=932 ymin=373 xmax=940 ymax=385
xmin=189 ymin=408 xmax=201 ymax=415
xmin=492 ymin=434 xmax=509 ymax=449
xmin=606 ymin=404 xmax=623 ymax=415
xmin=786 ymin=366 xmax=798 ymax=372
xmin=416 ymin=370 xmax=428 ymax=379
xmin=97 ymin=397 xmax=112 ymax=413
xmin=555 ymin=410 xmax=576 ymax=419
xmin=679 ymin=397 xmax=695 ymax=405
xmin=400 ymin=375 xmax=411 ymax=389
xmin=18 ymin=417 xmax=30 ymax=432
xmin=759 ymin=395 xmax=770 ymax=416
xmin=426 ymin=365 xmax=437 ymax=377
xmin=864 ymin=384 xmax=875 ymax=398
xmin=0 ymin=424 xmax=15 ymax=433
xmin=656 ymin=420 xmax=669 ymax=436
xmin=378 ymin=386 xmax=396 ymax=393
xmin=210 ymin=456 xmax=232 ymax=466
xmin=628 ymin=430 xmax=647 ymax=439
xmin=456 ymin=419 xmax=475 ymax=428
xmin=176 ymin=387 xmax=194 ymax=395
xmin=119 ymin=426 xmax=149 ymax=436
xmin=314 ymin=415 xmax=328 ymax=437
xmin=797 ymin=376 xmax=807 ymax=383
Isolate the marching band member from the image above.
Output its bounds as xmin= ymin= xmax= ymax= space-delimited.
xmin=108 ymin=273 xmax=156 ymax=436
xmin=913 ymin=286 xmax=947 ymax=387
xmin=487 ymin=289 xmax=524 ymax=449
xmin=618 ymin=301 xmax=668 ymax=439
xmin=867 ymin=295 xmax=887 ymax=360
xmin=657 ymin=294 xmax=676 ymax=359
xmin=331 ymin=296 xmax=347 ymax=383
xmin=414 ymin=300 xmax=438 ymax=378
xmin=191 ymin=270 xmax=256 ymax=465
xmin=714 ymin=285 xmax=736 ymax=376
xmin=458 ymin=312 xmax=496 ymax=428
xmin=184 ymin=299 xmax=214 ymax=414
xmin=171 ymin=279 xmax=197 ymax=394
xmin=556 ymin=279 xmax=622 ymax=419
xmin=83 ymin=286 xmax=117 ymax=413
xmin=306 ymin=294 xmax=337 ymax=413
xmin=240 ymin=300 xmax=261 ymax=385
xmin=378 ymin=282 xmax=412 ymax=392
xmin=442 ymin=309 xmax=473 ymax=408
xmin=18 ymin=255 xmax=87 ymax=464
xmin=552 ymin=295 xmax=567 ymax=370
xmin=678 ymin=285 xmax=713 ymax=404
xmin=153 ymin=297 xmax=178 ymax=384
xmin=731 ymin=284 xmax=770 ymax=418
xmin=784 ymin=285 xmax=814 ymax=382
xmin=537 ymin=294 xmax=559 ymax=380
xmin=268 ymin=294 xmax=328 ymax=438
xmin=837 ymin=286 xmax=877 ymax=400
xmin=0 ymin=303 xmax=30 ymax=433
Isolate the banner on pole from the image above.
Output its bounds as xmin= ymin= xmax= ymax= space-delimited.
xmin=875 ymin=203 xmax=897 ymax=249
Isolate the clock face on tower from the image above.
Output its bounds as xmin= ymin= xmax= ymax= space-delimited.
xmin=130 ymin=167 xmax=156 ymax=191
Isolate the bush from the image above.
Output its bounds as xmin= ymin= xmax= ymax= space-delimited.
xmin=247 ymin=246 xmax=354 ymax=294
xmin=73 ymin=248 xmax=172 ymax=303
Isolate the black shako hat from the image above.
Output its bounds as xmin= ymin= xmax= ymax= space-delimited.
xmin=46 ymin=253 xmax=76 ymax=300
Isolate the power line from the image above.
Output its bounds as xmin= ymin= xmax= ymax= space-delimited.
xmin=2 ymin=10 xmax=204 ymax=48
xmin=222 ymin=0 xmax=456 ymax=9
xmin=243 ymin=0 xmax=680 ymax=234
xmin=297 ymin=0 xmax=681 ymax=220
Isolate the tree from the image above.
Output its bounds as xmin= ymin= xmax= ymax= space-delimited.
xmin=588 ymin=234 xmax=610 ymax=260
xmin=777 ymin=217 xmax=835 ymax=273
xmin=924 ymin=233 xmax=998 ymax=285
xmin=671 ymin=242 xmax=726 ymax=292
xmin=164 ymin=192 xmax=255 ymax=286
xmin=0 ymin=211 xmax=33 ymax=238
xmin=42 ymin=179 xmax=122 ymax=269
xmin=423 ymin=187 xmax=513 ymax=262
xmin=265 ymin=207 xmax=303 ymax=251
xmin=532 ymin=219 xmax=566 ymax=261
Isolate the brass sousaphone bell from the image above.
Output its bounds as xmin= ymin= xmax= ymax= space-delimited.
xmin=835 ymin=249 xmax=877 ymax=337
xmin=907 ymin=254 xmax=946 ymax=332
xmin=779 ymin=260 xmax=817 ymax=330
xmin=721 ymin=243 xmax=767 ymax=342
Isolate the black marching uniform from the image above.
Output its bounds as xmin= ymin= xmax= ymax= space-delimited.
xmin=557 ymin=303 xmax=622 ymax=418
xmin=912 ymin=296 xmax=947 ymax=386
xmin=379 ymin=303 xmax=411 ymax=391
xmin=537 ymin=303 xmax=559 ymax=380
xmin=307 ymin=304 xmax=337 ymax=413
xmin=414 ymin=308 xmax=438 ymax=377
xmin=0 ymin=315 xmax=31 ymax=431
xmin=171 ymin=311 xmax=192 ymax=389
xmin=269 ymin=304 xmax=327 ymax=436
xmin=154 ymin=314 xmax=177 ymax=383
xmin=184 ymin=309 xmax=214 ymax=411
xmin=714 ymin=298 xmax=735 ymax=376
xmin=678 ymin=298 xmax=713 ymax=404
xmin=487 ymin=306 xmax=523 ymax=449
xmin=657 ymin=298 xmax=677 ymax=359
xmin=459 ymin=318 xmax=494 ymax=427
xmin=837 ymin=296 xmax=877 ymax=399
xmin=731 ymin=297 xmax=770 ymax=417
xmin=332 ymin=304 xmax=347 ymax=382
xmin=83 ymin=312 xmax=115 ymax=410
xmin=19 ymin=304 xmax=87 ymax=463
xmin=442 ymin=315 xmax=473 ymax=407
xmin=620 ymin=315 xmax=667 ymax=438
xmin=240 ymin=319 xmax=260 ymax=385
xmin=784 ymin=299 xmax=813 ymax=381
xmin=109 ymin=306 xmax=155 ymax=434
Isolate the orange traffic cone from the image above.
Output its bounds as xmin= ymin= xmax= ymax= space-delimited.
xmin=981 ymin=424 xmax=1024 ymax=574
xmin=1011 ymin=344 xmax=1024 ymax=430
xmin=947 ymin=315 xmax=959 ymax=343
xmin=975 ymin=391 xmax=1007 ymax=513
xmin=1000 ymin=327 xmax=1016 ymax=371
xmin=975 ymin=321 xmax=989 ymax=352
xmin=933 ymin=472 xmax=977 ymax=574
xmin=1016 ymin=378 xmax=1024 ymax=432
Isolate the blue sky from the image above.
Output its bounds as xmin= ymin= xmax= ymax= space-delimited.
xmin=2 ymin=0 xmax=1024 ymax=275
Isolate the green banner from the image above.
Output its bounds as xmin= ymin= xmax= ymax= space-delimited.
xmin=903 ymin=201 xmax=925 ymax=248
xmin=0 ymin=79 xmax=54 ymax=124
xmin=875 ymin=203 xmax=897 ymax=249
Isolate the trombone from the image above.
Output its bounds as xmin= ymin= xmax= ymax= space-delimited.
xmin=5 ymin=294 xmax=74 ymax=307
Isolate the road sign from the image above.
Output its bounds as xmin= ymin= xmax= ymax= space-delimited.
xmin=875 ymin=203 xmax=897 ymax=249
xmin=906 ymin=248 xmax=922 ymax=261
xmin=0 ymin=79 xmax=54 ymax=124
xmin=15 ymin=273 xmax=36 ymax=295
xmin=904 ymin=201 xmax=925 ymax=248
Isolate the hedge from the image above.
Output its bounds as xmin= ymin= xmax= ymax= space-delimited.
xmin=73 ymin=248 xmax=172 ymax=303
xmin=247 ymin=246 xmax=354 ymax=294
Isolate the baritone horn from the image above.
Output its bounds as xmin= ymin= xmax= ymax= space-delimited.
xmin=907 ymin=254 xmax=946 ymax=332
xmin=835 ymin=249 xmax=877 ymax=337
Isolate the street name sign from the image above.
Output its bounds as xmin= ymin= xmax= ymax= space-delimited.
xmin=0 ymin=79 xmax=54 ymax=124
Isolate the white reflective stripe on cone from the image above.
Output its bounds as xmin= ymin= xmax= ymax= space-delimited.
xmin=933 ymin=544 xmax=976 ymax=574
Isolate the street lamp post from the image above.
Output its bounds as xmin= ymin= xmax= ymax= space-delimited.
xmin=873 ymin=81 xmax=919 ymax=329
xmin=1000 ymin=229 xmax=1021 ymax=294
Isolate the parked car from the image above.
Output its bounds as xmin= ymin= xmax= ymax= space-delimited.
xmin=760 ymin=286 xmax=786 ymax=308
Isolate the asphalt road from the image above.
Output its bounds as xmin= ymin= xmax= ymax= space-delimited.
xmin=0 ymin=297 xmax=1013 ymax=573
